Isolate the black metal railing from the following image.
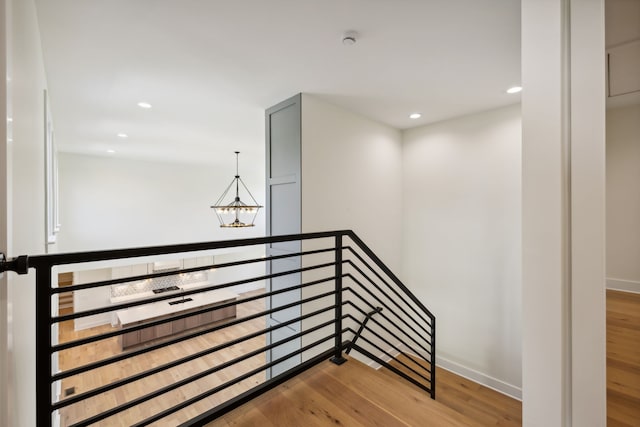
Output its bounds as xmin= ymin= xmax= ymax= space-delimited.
xmin=1 ymin=230 xmax=435 ymax=426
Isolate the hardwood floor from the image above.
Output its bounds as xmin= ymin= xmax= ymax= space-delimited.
xmin=206 ymin=355 xmax=482 ymax=427
xmin=607 ymin=290 xmax=640 ymax=427
xmin=57 ymin=289 xmax=268 ymax=426
xmin=382 ymin=355 xmax=522 ymax=427
xmin=57 ymin=290 xmax=638 ymax=426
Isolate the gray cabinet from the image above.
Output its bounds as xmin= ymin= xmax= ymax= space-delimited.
xmin=119 ymin=300 xmax=237 ymax=350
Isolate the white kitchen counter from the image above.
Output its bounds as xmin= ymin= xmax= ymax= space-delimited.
xmin=110 ymin=280 xmax=214 ymax=305
xmin=116 ymin=288 xmax=238 ymax=326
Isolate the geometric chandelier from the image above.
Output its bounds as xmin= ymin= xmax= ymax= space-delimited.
xmin=210 ymin=151 xmax=263 ymax=228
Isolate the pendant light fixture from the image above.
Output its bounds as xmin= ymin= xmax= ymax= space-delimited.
xmin=211 ymin=151 xmax=262 ymax=228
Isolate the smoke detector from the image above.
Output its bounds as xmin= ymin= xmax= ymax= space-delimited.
xmin=342 ymin=31 xmax=358 ymax=45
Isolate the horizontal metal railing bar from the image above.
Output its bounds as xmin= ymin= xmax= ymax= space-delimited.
xmin=32 ymin=230 xmax=437 ymax=426
xmin=342 ymin=310 xmax=431 ymax=379
xmin=349 ymin=343 xmax=432 ymax=395
xmin=53 ymin=261 xmax=337 ymax=323
xmin=353 ymin=337 xmax=431 ymax=383
xmin=179 ymin=346 xmax=342 ymax=427
xmin=344 ymin=276 xmax=434 ymax=353
xmin=345 ymin=247 xmax=433 ymax=328
xmin=344 ymin=301 xmax=432 ymax=360
xmin=134 ymin=335 xmax=350 ymax=427
xmin=53 ymin=304 xmax=339 ymax=410
xmin=29 ymin=230 xmax=347 ymax=268
xmin=343 ymin=232 xmax=435 ymax=322
xmin=342 ymin=311 xmax=431 ymax=374
xmin=72 ymin=323 xmax=340 ymax=427
xmin=390 ymin=351 xmax=434 ymax=377
xmin=344 ymin=289 xmax=433 ymax=357
xmin=53 ymin=276 xmax=335 ymax=353
xmin=52 ymin=284 xmax=337 ymax=379
xmin=344 ymin=263 xmax=432 ymax=337
xmin=345 ymin=272 xmax=432 ymax=341
xmin=50 ymin=246 xmax=335 ymax=295
xmin=344 ymin=306 xmax=382 ymax=355
xmin=343 ymin=312 xmax=431 ymax=376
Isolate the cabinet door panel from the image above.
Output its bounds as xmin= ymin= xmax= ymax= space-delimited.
xmin=172 ymin=318 xmax=185 ymax=334
xmin=200 ymin=310 xmax=214 ymax=324
xmin=185 ymin=314 xmax=200 ymax=330
xmin=156 ymin=322 xmax=173 ymax=338
xmin=140 ymin=326 xmax=156 ymax=342
xmin=122 ymin=330 xmax=140 ymax=348
xmin=213 ymin=304 xmax=236 ymax=321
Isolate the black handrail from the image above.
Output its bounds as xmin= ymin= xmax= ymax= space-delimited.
xmin=3 ymin=230 xmax=435 ymax=426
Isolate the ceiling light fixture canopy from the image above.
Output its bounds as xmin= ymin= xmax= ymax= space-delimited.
xmin=211 ymin=151 xmax=262 ymax=228
xmin=342 ymin=30 xmax=358 ymax=45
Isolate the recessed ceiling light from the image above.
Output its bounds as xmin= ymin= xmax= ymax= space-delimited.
xmin=107 ymin=149 xmax=116 ymax=154
xmin=506 ymin=86 xmax=522 ymax=94
xmin=137 ymin=102 xmax=152 ymax=109
xmin=117 ymin=133 xmax=128 ymax=138
xmin=409 ymin=113 xmax=422 ymax=119
xmin=7 ymin=117 xmax=13 ymax=122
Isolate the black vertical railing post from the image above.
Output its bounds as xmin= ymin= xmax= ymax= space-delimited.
xmin=35 ymin=264 xmax=53 ymax=426
xmin=330 ymin=233 xmax=346 ymax=365
xmin=430 ymin=316 xmax=436 ymax=399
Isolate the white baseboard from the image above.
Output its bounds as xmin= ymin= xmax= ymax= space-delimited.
xmin=362 ymin=345 xmax=522 ymax=401
xmin=607 ymin=278 xmax=640 ymax=294
xmin=436 ymin=356 xmax=522 ymax=401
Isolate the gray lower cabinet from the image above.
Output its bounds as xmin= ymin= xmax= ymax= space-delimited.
xmin=139 ymin=326 xmax=157 ymax=342
xmin=119 ymin=299 xmax=237 ymax=350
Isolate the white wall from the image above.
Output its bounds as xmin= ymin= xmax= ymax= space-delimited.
xmin=301 ymin=94 xmax=403 ymax=269
xmin=4 ymin=0 xmax=50 ymax=425
xmin=402 ymin=105 xmax=522 ymax=397
xmin=606 ymin=104 xmax=640 ymax=293
xmin=57 ymin=152 xmax=266 ymax=252
xmin=0 ymin=0 xmax=9 ymax=424
xmin=299 ymin=94 xmax=403 ymax=358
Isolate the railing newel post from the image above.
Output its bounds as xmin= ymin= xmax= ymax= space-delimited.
xmin=430 ymin=316 xmax=436 ymax=399
xmin=330 ymin=232 xmax=347 ymax=365
xmin=35 ymin=263 xmax=53 ymax=426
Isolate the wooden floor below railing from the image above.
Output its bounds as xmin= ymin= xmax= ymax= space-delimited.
xmin=206 ymin=355 xmax=484 ymax=427
xmin=56 ymin=290 xmax=639 ymax=425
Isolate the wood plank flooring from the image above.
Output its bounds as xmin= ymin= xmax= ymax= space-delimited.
xmin=57 ymin=289 xmax=268 ymax=426
xmin=56 ymin=290 xmax=639 ymax=426
xmin=607 ymin=290 xmax=640 ymax=427
xmin=383 ymin=355 xmax=522 ymax=427
xmin=206 ymin=356 xmax=482 ymax=427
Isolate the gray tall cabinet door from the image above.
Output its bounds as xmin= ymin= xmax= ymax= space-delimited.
xmin=265 ymin=94 xmax=302 ymax=378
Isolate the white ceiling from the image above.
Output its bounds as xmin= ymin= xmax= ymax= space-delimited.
xmin=34 ymin=0 xmax=521 ymax=165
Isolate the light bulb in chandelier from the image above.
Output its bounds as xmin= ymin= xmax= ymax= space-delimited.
xmin=210 ymin=151 xmax=263 ymax=228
